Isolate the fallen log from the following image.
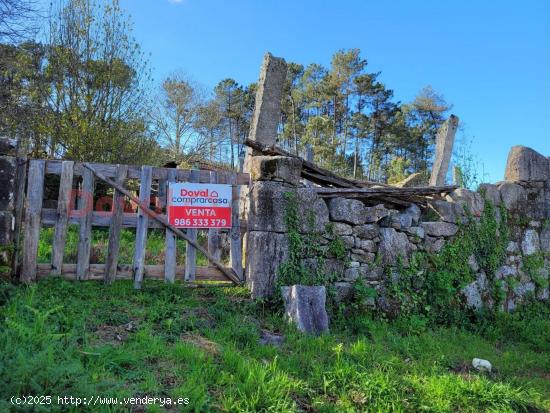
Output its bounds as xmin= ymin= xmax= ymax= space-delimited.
xmin=82 ymin=163 xmax=242 ymax=286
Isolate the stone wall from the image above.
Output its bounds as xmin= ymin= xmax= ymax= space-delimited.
xmin=245 ymin=145 xmax=550 ymax=313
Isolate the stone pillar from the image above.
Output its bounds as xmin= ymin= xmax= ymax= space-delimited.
xmin=240 ymin=53 xmax=287 ymax=292
xmin=429 ymin=114 xmax=459 ymax=186
xmin=0 ymin=138 xmax=19 ymax=277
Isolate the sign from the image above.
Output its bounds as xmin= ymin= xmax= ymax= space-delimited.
xmin=168 ymin=183 xmax=232 ymax=228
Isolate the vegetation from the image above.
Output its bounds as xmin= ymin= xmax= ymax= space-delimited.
xmin=0 ymin=278 xmax=548 ymax=412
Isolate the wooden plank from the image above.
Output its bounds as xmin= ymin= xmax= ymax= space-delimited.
xmin=104 ymin=165 xmax=128 ymax=284
xmin=51 ymin=161 xmax=74 ymax=275
xmin=41 ymin=208 xmax=249 ymax=231
xmin=229 ymin=174 xmax=243 ymax=281
xmin=37 ymin=263 xmax=231 ymax=282
xmin=207 ymin=171 xmax=222 ymax=262
xmin=313 ymin=185 xmax=457 ymax=198
xmin=164 ymin=169 xmax=177 ymax=283
xmin=21 ymin=160 xmax=45 ymax=283
xmin=76 ymin=168 xmax=95 ymax=280
xmin=12 ymin=156 xmax=28 ymax=277
xmin=45 ymin=160 xmax=250 ymax=185
xmin=184 ymin=169 xmax=199 ymax=282
xmin=82 ymin=163 xmax=241 ymax=284
xmin=133 ymin=166 xmax=152 ymax=289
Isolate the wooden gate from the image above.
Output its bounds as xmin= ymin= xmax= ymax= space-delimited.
xmin=19 ymin=159 xmax=249 ymax=286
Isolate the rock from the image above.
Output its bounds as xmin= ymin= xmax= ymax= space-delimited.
xmin=540 ymin=225 xmax=550 ymax=253
xmin=429 ymin=199 xmax=465 ymax=224
xmin=333 ymin=282 xmax=353 ymax=303
xmin=259 ymin=329 xmax=285 ymax=347
xmin=406 ymin=226 xmax=425 ymax=239
xmin=468 ymin=255 xmax=480 ymax=272
xmin=404 ymin=204 xmax=421 ymax=225
xmin=462 ymin=281 xmax=483 ymax=309
xmin=281 ymin=285 xmax=329 ymax=334
xmin=324 ymin=259 xmax=346 ymax=277
xmin=246 ymin=231 xmax=290 ymax=298
xmin=498 ymin=182 xmax=527 ymax=211
xmin=478 ymin=183 xmax=502 ymax=205
xmin=494 ymin=265 xmax=517 ymax=280
xmin=0 ymin=137 xmax=17 ymax=156
xmin=249 ymin=156 xmax=302 ymax=185
xmin=353 ymin=224 xmax=379 ymax=239
xmin=425 ymin=236 xmax=445 ymax=253
xmin=344 ymin=266 xmax=368 ymax=281
xmin=378 ymin=228 xmax=411 ymax=265
xmin=529 ymin=220 xmax=541 ymax=229
xmin=514 ymin=281 xmax=536 ymax=298
xmin=504 ymin=145 xmax=550 ymax=182
xmin=506 ymin=241 xmax=519 ymax=254
xmin=421 ymin=221 xmax=459 ymax=237
xmin=358 ymin=239 xmax=377 ymax=253
xmin=447 ymin=188 xmax=484 ymax=217
xmin=247 ymin=183 xmax=329 ymax=233
xmin=328 ymin=197 xmax=366 ymax=225
xmin=364 ymin=204 xmax=390 ymax=223
xmin=472 ymin=358 xmax=492 ymax=373
xmin=382 ymin=210 xmax=412 ymax=230
xmin=332 ymin=222 xmax=353 ymax=236
xmin=340 ymin=235 xmax=355 ymax=249
xmin=350 ymin=252 xmax=375 ymax=264
xmin=521 ymin=229 xmax=540 ymax=256
xmin=365 ymin=266 xmax=384 ymax=280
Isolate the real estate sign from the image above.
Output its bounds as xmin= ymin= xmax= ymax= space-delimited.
xmin=167 ymin=183 xmax=232 ymax=228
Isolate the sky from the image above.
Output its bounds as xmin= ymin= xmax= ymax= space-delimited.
xmin=120 ymin=0 xmax=549 ymax=182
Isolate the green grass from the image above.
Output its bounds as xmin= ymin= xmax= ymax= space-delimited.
xmin=37 ymin=226 xmax=212 ymax=266
xmin=0 ymin=279 xmax=548 ymax=412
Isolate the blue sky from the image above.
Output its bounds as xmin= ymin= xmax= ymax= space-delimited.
xmin=121 ymin=0 xmax=550 ymax=183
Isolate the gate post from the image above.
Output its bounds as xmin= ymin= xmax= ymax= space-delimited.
xmin=0 ymin=137 xmax=20 ymax=279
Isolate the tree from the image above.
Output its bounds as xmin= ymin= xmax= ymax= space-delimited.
xmin=154 ymin=72 xmax=208 ymax=164
xmin=44 ymin=0 xmax=158 ymax=164
xmin=0 ymin=0 xmax=39 ymax=42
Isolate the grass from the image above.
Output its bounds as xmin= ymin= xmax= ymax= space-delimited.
xmin=37 ymin=226 xmax=212 ymax=266
xmin=0 ymin=278 xmax=548 ymax=412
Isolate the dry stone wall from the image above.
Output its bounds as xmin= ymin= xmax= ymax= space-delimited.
xmin=245 ymin=146 xmax=550 ymax=314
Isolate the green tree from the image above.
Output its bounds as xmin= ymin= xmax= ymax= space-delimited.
xmin=44 ymin=0 xmax=158 ymax=164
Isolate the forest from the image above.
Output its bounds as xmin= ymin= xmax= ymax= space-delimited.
xmin=0 ymin=0 xmax=463 ymax=185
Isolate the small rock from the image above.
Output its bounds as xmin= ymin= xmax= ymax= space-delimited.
xmin=364 ymin=204 xmax=390 ymax=223
xmin=422 ymin=221 xmax=459 ymax=237
xmin=472 ymin=358 xmax=492 ymax=373
xmin=353 ymin=224 xmax=379 ymax=239
xmin=521 ymin=229 xmax=540 ymax=256
xmin=328 ymin=197 xmax=366 ymax=225
xmin=447 ymin=188 xmax=485 ymax=217
xmin=259 ymin=329 xmax=285 ymax=347
xmin=506 ymin=241 xmax=519 ymax=254
xmin=378 ymin=227 xmax=411 ymax=265
xmin=468 ymin=255 xmax=480 ymax=272
xmin=478 ymin=183 xmax=502 ymax=205
xmin=280 ymin=285 xmax=329 ymax=335
xmin=498 ymin=182 xmax=527 ymax=211
xmin=332 ymin=222 xmax=353 ymax=236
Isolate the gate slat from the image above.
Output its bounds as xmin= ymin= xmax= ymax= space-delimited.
xmin=164 ymin=169 xmax=177 ymax=283
xmin=184 ymin=169 xmax=199 ymax=281
xmin=133 ymin=166 xmax=152 ymax=289
xmin=21 ymin=160 xmax=45 ymax=283
xmin=208 ymin=171 xmax=222 ymax=262
xmin=104 ymin=165 xmax=128 ymax=283
xmin=229 ymin=174 xmax=243 ymax=281
xmin=51 ymin=161 xmax=74 ymax=275
xmin=76 ymin=168 xmax=95 ymax=280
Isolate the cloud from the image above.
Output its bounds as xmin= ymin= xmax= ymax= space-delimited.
xmin=168 ymin=0 xmax=184 ymax=3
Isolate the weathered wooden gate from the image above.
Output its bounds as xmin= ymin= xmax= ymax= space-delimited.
xmin=19 ymin=159 xmax=249 ymax=286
